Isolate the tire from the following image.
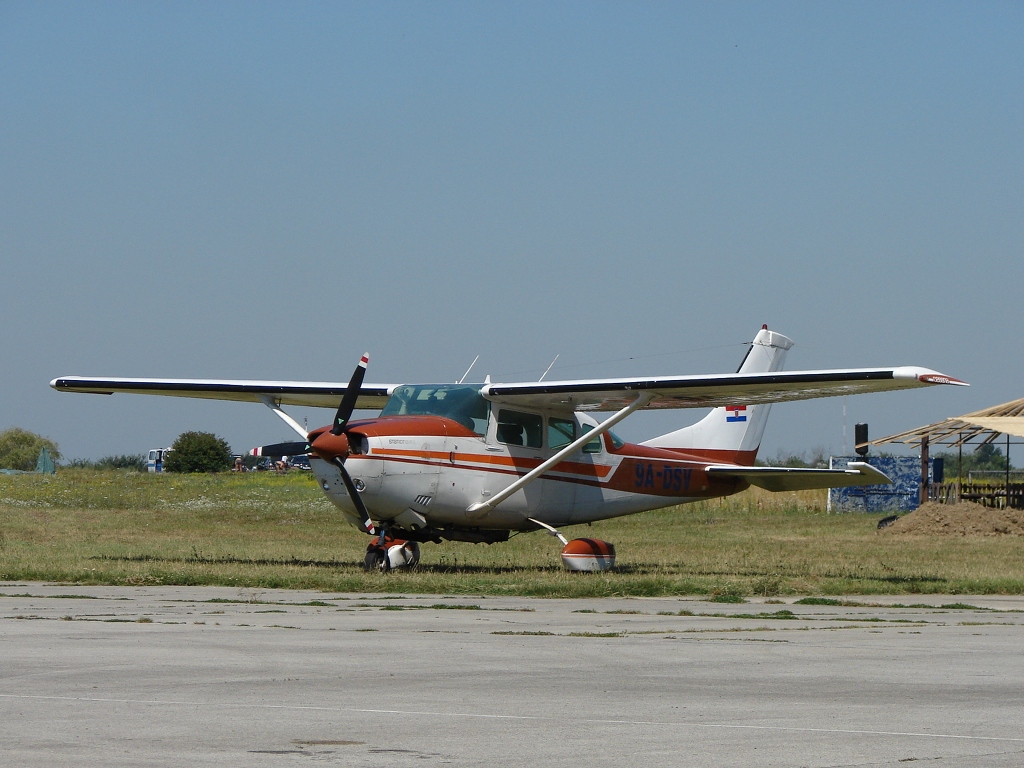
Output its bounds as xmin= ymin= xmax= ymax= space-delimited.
xmin=364 ymin=548 xmax=388 ymax=571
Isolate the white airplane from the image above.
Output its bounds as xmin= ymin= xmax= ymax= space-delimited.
xmin=52 ymin=327 xmax=966 ymax=570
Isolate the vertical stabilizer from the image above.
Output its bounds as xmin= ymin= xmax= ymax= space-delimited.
xmin=640 ymin=326 xmax=794 ymax=465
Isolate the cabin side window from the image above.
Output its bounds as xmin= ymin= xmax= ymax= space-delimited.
xmin=548 ymin=416 xmax=576 ymax=449
xmin=496 ymin=409 xmax=543 ymax=449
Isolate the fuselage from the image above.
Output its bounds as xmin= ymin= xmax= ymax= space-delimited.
xmin=311 ymin=384 xmax=748 ymax=541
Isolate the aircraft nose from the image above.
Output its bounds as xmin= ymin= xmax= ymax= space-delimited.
xmin=310 ymin=430 xmax=351 ymax=462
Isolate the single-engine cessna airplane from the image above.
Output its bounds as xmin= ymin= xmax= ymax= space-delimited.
xmin=52 ymin=327 xmax=966 ymax=570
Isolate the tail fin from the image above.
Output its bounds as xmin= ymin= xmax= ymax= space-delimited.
xmin=640 ymin=326 xmax=794 ymax=465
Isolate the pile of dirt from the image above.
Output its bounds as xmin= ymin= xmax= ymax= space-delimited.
xmin=881 ymin=501 xmax=1024 ymax=536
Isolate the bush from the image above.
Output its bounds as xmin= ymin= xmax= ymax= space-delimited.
xmin=163 ymin=432 xmax=232 ymax=473
xmin=0 ymin=428 xmax=61 ymax=471
xmin=96 ymin=454 xmax=146 ymax=471
xmin=65 ymin=454 xmax=146 ymax=471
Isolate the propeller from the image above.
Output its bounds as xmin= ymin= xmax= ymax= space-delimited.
xmin=332 ymin=353 xmax=368 ymax=434
xmin=308 ymin=353 xmax=375 ymax=535
xmin=248 ymin=353 xmax=375 ymax=534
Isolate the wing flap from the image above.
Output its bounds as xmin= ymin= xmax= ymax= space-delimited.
xmin=50 ymin=376 xmax=393 ymax=410
xmin=706 ymin=461 xmax=892 ymax=492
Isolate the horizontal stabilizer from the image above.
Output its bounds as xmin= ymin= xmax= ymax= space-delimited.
xmin=705 ymin=461 xmax=891 ymax=492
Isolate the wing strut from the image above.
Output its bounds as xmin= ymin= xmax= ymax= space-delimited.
xmin=467 ymin=393 xmax=653 ymax=518
xmin=257 ymin=395 xmax=309 ymax=440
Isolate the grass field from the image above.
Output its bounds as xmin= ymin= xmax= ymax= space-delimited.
xmin=2 ymin=469 xmax=1023 ymax=596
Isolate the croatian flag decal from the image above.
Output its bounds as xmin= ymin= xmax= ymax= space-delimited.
xmin=725 ymin=405 xmax=747 ymax=423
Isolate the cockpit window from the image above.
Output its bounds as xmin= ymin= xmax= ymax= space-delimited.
xmin=381 ymin=385 xmax=490 ymax=436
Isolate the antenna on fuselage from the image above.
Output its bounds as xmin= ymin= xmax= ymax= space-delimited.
xmin=458 ymin=355 xmax=480 ymax=384
xmin=539 ymin=354 xmax=559 ymax=382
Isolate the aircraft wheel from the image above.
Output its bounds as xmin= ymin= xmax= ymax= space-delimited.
xmin=364 ymin=548 xmax=389 ymax=571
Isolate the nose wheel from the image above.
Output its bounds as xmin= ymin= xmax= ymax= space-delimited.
xmin=364 ymin=546 xmax=389 ymax=571
xmin=363 ymin=525 xmax=421 ymax=571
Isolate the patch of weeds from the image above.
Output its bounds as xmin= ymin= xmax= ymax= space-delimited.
xmin=795 ymin=597 xmax=843 ymax=606
xmin=959 ymin=621 xmax=1013 ymax=626
xmin=764 ymin=599 xmax=786 ymax=605
xmin=429 ymin=604 xmax=481 ymax=610
xmin=709 ymin=594 xmax=746 ymax=604
xmin=752 ymin=574 xmax=783 ymax=597
xmin=354 ymin=628 xmax=378 ymax=632
xmin=940 ymin=603 xmax=986 ymax=610
xmin=605 ymin=609 xmax=643 ymax=615
xmin=60 ymin=615 xmax=74 ymax=621
xmin=137 ymin=617 xmax=153 ymax=623
xmin=717 ymin=610 xmax=801 ymax=621
xmin=380 ymin=605 xmax=407 ymax=611
xmin=48 ymin=594 xmax=102 ymax=600
xmin=267 ymin=624 xmax=300 ymax=629
xmin=492 ymin=630 xmax=555 ymax=636
xmin=573 ymin=609 xmax=597 ymax=613
xmin=299 ymin=600 xmax=335 ymax=607
xmin=567 ymin=632 xmax=621 ymax=638
xmin=255 ymin=609 xmax=287 ymax=614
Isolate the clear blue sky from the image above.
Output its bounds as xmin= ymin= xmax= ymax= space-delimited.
xmin=2 ymin=2 xmax=1021 ymax=461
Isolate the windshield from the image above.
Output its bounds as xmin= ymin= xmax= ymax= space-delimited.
xmin=380 ymin=384 xmax=490 ymax=436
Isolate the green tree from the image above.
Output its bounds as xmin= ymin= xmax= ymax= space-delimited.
xmin=936 ymin=443 xmax=1014 ymax=476
xmin=163 ymin=432 xmax=232 ymax=473
xmin=0 ymin=428 xmax=61 ymax=471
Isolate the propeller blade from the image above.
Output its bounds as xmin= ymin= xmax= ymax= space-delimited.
xmin=331 ymin=353 xmax=369 ymax=435
xmin=333 ymin=457 xmax=375 ymax=535
xmin=249 ymin=441 xmax=310 ymax=457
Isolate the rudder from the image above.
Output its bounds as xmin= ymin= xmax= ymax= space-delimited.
xmin=640 ymin=326 xmax=794 ymax=465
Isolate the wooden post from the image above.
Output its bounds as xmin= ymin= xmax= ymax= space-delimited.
xmin=957 ymin=435 xmax=963 ymax=503
xmin=920 ymin=434 xmax=930 ymax=505
xmin=1006 ymin=433 xmax=1011 ymax=509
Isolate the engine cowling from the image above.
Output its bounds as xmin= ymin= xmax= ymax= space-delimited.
xmin=560 ymin=538 xmax=616 ymax=572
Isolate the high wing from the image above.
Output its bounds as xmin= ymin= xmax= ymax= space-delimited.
xmin=483 ymin=366 xmax=966 ymax=412
xmin=51 ymin=366 xmax=965 ymax=412
xmin=49 ymin=376 xmax=394 ymax=410
xmin=706 ymin=462 xmax=891 ymax=492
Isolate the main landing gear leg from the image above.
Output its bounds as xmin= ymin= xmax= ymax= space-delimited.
xmin=527 ymin=517 xmax=568 ymax=545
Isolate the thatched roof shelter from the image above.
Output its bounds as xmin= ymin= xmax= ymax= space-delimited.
xmin=870 ymin=398 xmax=1024 ymax=449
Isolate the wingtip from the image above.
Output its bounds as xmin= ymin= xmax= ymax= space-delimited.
xmin=918 ymin=373 xmax=969 ymax=387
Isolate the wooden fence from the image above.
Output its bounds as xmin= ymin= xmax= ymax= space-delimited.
xmin=929 ymin=482 xmax=1024 ymax=509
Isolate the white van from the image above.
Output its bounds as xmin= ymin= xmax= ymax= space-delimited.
xmin=147 ymin=448 xmax=172 ymax=472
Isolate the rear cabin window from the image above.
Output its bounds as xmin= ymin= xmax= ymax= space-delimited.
xmin=496 ymin=409 xmax=543 ymax=449
xmin=580 ymin=423 xmax=602 ymax=453
xmin=579 ymin=423 xmax=625 ymax=452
